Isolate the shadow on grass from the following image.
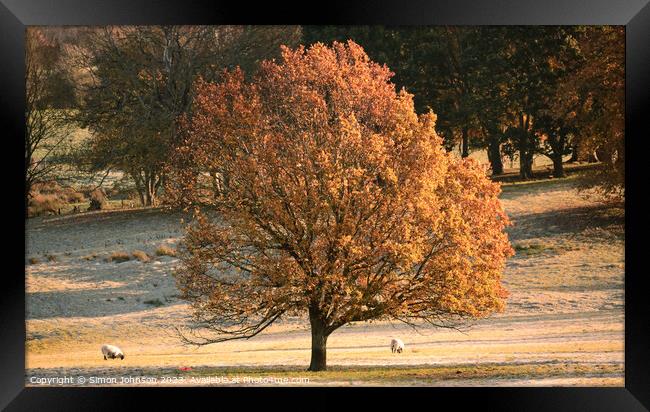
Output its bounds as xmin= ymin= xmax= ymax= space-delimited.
xmin=507 ymin=204 xmax=624 ymax=241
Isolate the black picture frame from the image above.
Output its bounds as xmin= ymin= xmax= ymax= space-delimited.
xmin=1 ymin=0 xmax=648 ymax=410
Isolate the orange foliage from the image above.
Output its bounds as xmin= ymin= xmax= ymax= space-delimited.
xmin=169 ymin=42 xmax=513 ymax=355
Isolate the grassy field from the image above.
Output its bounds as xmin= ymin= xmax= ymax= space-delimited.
xmin=24 ymin=171 xmax=624 ymax=386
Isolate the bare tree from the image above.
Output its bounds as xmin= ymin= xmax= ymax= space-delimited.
xmin=74 ymin=26 xmax=301 ymax=206
xmin=25 ymin=28 xmax=74 ymax=216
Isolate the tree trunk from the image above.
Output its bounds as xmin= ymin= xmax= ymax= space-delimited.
xmin=145 ymin=176 xmax=157 ymax=206
xmin=131 ymin=171 xmax=146 ymax=206
xmin=519 ymin=150 xmax=533 ymax=180
xmin=487 ymin=138 xmax=503 ymax=175
xmin=134 ymin=170 xmax=160 ymax=207
xmin=137 ymin=190 xmax=146 ymax=207
xmin=568 ymin=143 xmax=579 ymax=163
xmin=25 ymin=148 xmax=35 ymax=218
xmin=25 ymin=182 xmax=31 ymax=219
xmin=210 ymin=171 xmax=220 ymax=198
xmin=145 ymin=188 xmax=155 ymax=206
xmin=517 ymin=114 xmax=533 ymax=179
xmin=518 ymin=131 xmax=533 ymax=180
xmin=551 ymin=153 xmax=564 ymax=178
xmin=461 ymin=126 xmax=469 ymax=158
xmin=307 ymin=308 xmax=329 ymax=372
xmin=595 ymin=147 xmax=609 ymax=165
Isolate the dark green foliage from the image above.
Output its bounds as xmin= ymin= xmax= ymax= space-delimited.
xmin=302 ymin=26 xmax=622 ymax=189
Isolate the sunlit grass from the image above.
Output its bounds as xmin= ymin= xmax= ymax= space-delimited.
xmin=154 ymin=362 xmax=624 ymax=384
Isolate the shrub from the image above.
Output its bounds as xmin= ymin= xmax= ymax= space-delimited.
xmin=88 ymin=188 xmax=108 ymax=211
xmin=155 ymin=245 xmax=177 ymax=257
xmin=66 ymin=191 xmax=86 ymax=203
xmin=28 ymin=194 xmax=62 ymax=217
xmin=45 ymin=254 xmax=57 ymax=262
xmin=28 ymin=257 xmax=39 ymax=265
xmin=29 ymin=182 xmax=86 ymax=214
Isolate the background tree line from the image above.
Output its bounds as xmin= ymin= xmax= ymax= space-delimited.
xmin=302 ymin=26 xmax=624 ymax=187
xmin=25 ymin=25 xmax=624 ymax=216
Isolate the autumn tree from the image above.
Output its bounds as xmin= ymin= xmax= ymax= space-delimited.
xmin=302 ymin=26 xmax=510 ymax=173
xmin=464 ymin=27 xmax=512 ymax=176
xmin=571 ymin=26 xmax=625 ymax=197
xmin=533 ymin=78 xmax=580 ymax=178
xmin=169 ymin=42 xmax=513 ymax=371
xmin=499 ymin=27 xmax=550 ymax=179
xmin=25 ymin=28 xmax=76 ymax=216
xmin=529 ymin=28 xmax=583 ymax=178
xmin=497 ymin=27 xmax=582 ymax=179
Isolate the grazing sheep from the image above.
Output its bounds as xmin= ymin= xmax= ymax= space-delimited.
xmin=391 ymin=338 xmax=405 ymax=354
xmin=101 ymin=344 xmax=125 ymax=360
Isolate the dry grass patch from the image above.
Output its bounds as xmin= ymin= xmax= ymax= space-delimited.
xmin=174 ymin=362 xmax=624 ymax=384
xmin=513 ymin=242 xmax=553 ymax=256
xmin=106 ymin=251 xmax=131 ymax=263
xmin=155 ymin=245 xmax=176 ymax=257
xmin=132 ymin=250 xmax=150 ymax=262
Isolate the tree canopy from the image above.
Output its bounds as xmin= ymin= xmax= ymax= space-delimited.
xmin=302 ymin=26 xmax=624 ymax=190
xmin=74 ymin=26 xmax=301 ymax=206
xmin=25 ymin=28 xmax=76 ymax=215
xmin=169 ymin=41 xmax=513 ymax=371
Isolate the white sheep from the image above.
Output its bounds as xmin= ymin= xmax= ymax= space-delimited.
xmin=391 ymin=338 xmax=404 ymax=354
xmin=101 ymin=344 xmax=125 ymax=360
